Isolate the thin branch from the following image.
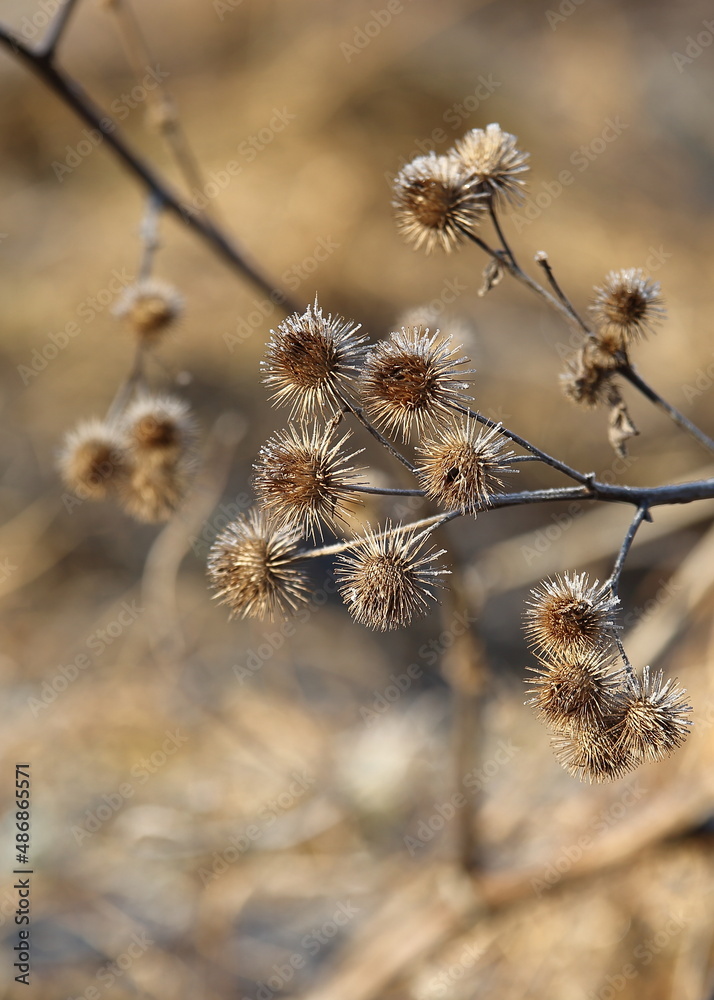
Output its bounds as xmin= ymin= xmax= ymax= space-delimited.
xmin=619 ymin=362 xmax=714 ymax=454
xmin=107 ymin=0 xmax=215 ymax=214
xmin=297 ymin=512 xmax=458 ymax=560
xmin=450 ymin=402 xmax=592 ymax=485
xmin=487 ymin=200 xmax=516 ymax=267
xmin=338 ymin=394 xmax=417 ymax=473
xmin=0 ymin=26 xmax=300 ymax=311
xmin=38 ymin=0 xmax=80 ymax=60
xmin=339 ymin=484 xmax=424 ymax=496
xmin=137 ymin=193 xmax=162 ymax=281
xmin=607 ymin=504 xmax=650 ymax=594
xmin=534 ymin=250 xmax=590 ymax=334
xmin=460 ymin=227 xmax=583 ymax=331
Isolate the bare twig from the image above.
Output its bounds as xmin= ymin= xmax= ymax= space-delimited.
xmin=607 ymin=504 xmax=650 ymax=594
xmin=0 ymin=24 xmax=300 ymax=310
xmin=38 ymin=0 xmax=80 ymax=60
xmin=619 ymin=362 xmax=714 ymax=454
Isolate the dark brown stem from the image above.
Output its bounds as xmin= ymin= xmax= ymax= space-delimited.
xmin=0 ymin=25 xmax=300 ymax=310
xmin=619 ymin=363 xmax=714 ymax=454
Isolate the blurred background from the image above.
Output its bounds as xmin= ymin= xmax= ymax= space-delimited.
xmin=1 ymin=0 xmax=714 ymax=996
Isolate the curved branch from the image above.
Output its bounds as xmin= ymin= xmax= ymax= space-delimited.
xmin=0 ymin=24 xmax=300 ymax=311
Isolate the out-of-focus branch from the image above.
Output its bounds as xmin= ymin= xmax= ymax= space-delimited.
xmin=0 ymin=21 xmax=300 ymax=311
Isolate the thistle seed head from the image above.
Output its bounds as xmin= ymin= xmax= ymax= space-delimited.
xmin=590 ymin=268 xmax=665 ymax=346
xmin=361 ymin=327 xmax=473 ymax=441
xmin=262 ymin=297 xmax=367 ymax=417
xmin=614 ymin=666 xmax=692 ymax=763
xmin=451 ymin=123 xmax=529 ymax=206
xmin=253 ymin=422 xmax=364 ymax=538
xmin=560 ymin=345 xmax=618 ymax=409
xmin=120 ymin=393 xmax=197 ymax=464
xmin=118 ymin=458 xmax=191 ymax=523
xmin=550 ymin=726 xmax=636 ymax=784
xmin=207 ymin=509 xmax=311 ymax=620
xmin=392 ymin=153 xmax=487 ymax=253
xmin=113 ymin=279 xmax=183 ymax=341
xmin=336 ymin=522 xmax=448 ymax=631
xmin=59 ymin=419 xmax=128 ymax=500
xmin=525 ymin=648 xmax=624 ymax=734
xmin=524 ymin=572 xmax=619 ymax=658
xmin=416 ymin=419 xmax=516 ymax=512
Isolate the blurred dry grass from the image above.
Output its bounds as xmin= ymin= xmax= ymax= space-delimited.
xmin=2 ymin=0 xmax=714 ymax=997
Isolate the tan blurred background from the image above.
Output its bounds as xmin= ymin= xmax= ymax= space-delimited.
xmin=2 ymin=0 xmax=714 ymax=997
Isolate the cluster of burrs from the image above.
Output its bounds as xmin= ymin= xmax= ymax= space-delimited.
xmin=524 ymin=572 xmax=691 ymax=782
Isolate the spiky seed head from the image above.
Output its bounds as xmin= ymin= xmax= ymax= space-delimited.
xmin=253 ymin=422 xmax=364 ymax=538
xmin=336 ymin=522 xmax=448 ymax=631
xmin=207 ymin=510 xmax=311 ymax=620
xmin=525 ymin=648 xmax=624 ymax=733
xmin=118 ymin=458 xmax=191 ymax=523
xmin=590 ymin=268 xmax=665 ymax=346
xmin=113 ymin=279 xmax=183 ymax=341
xmin=361 ymin=328 xmax=473 ymax=441
xmin=392 ymin=153 xmax=487 ymax=253
xmin=59 ymin=419 xmax=128 ymax=500
xmin=550 ymin=726 xmax=636 ymax=783
xmin=560 ymin=346 xmax=618 ymax=409
xmin=120 ymin=394 xmax=197 ymax=464
xmin=262 ymin=297 xmax=368 ymax=417
xmin=451 ymin=123 xmax=530 ymax=206
xmin=416 ymin=419 xmax=516 ymax=512
xmin=615 ymin=666 xmax=692 ymax=763
xmin=524 ymin=572 xmax=619 ymax=658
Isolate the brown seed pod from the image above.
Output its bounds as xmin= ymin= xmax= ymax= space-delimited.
xmin=550 ymin=725 xmax=636 ymax=783
xmin=253 ymin=421 xmax=364 ymax=538
xmin=392 ymin=153 xmax=487 ymax=253
xmin=416 ymin=419 xmax=516 ymax=512
xmin=525 ymin=648 xmax=624 ymax=734
xmin=59 ymin=419 xmax=128 ymax=501
xmin=361 ymin=327 xmax=473 ymax=441
xmin=451 ymin=123 xmax=530 ymax=206
xmin=336 ymin=522 xmax=448 ymax=631
xmin=614 ymin=666 xmax=692 ymax=763
xmin=590 ymin=268 xmax=665 ymax=346
xmin=207 ymin=509 xmax=311 ymax=620
xmin=524 ymin=572 xmax=619 ymax=659
xmin=262 ymin=297 xmax=367 ymax=417
xmin=113 ymin=279 xmax=183 ymax=341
